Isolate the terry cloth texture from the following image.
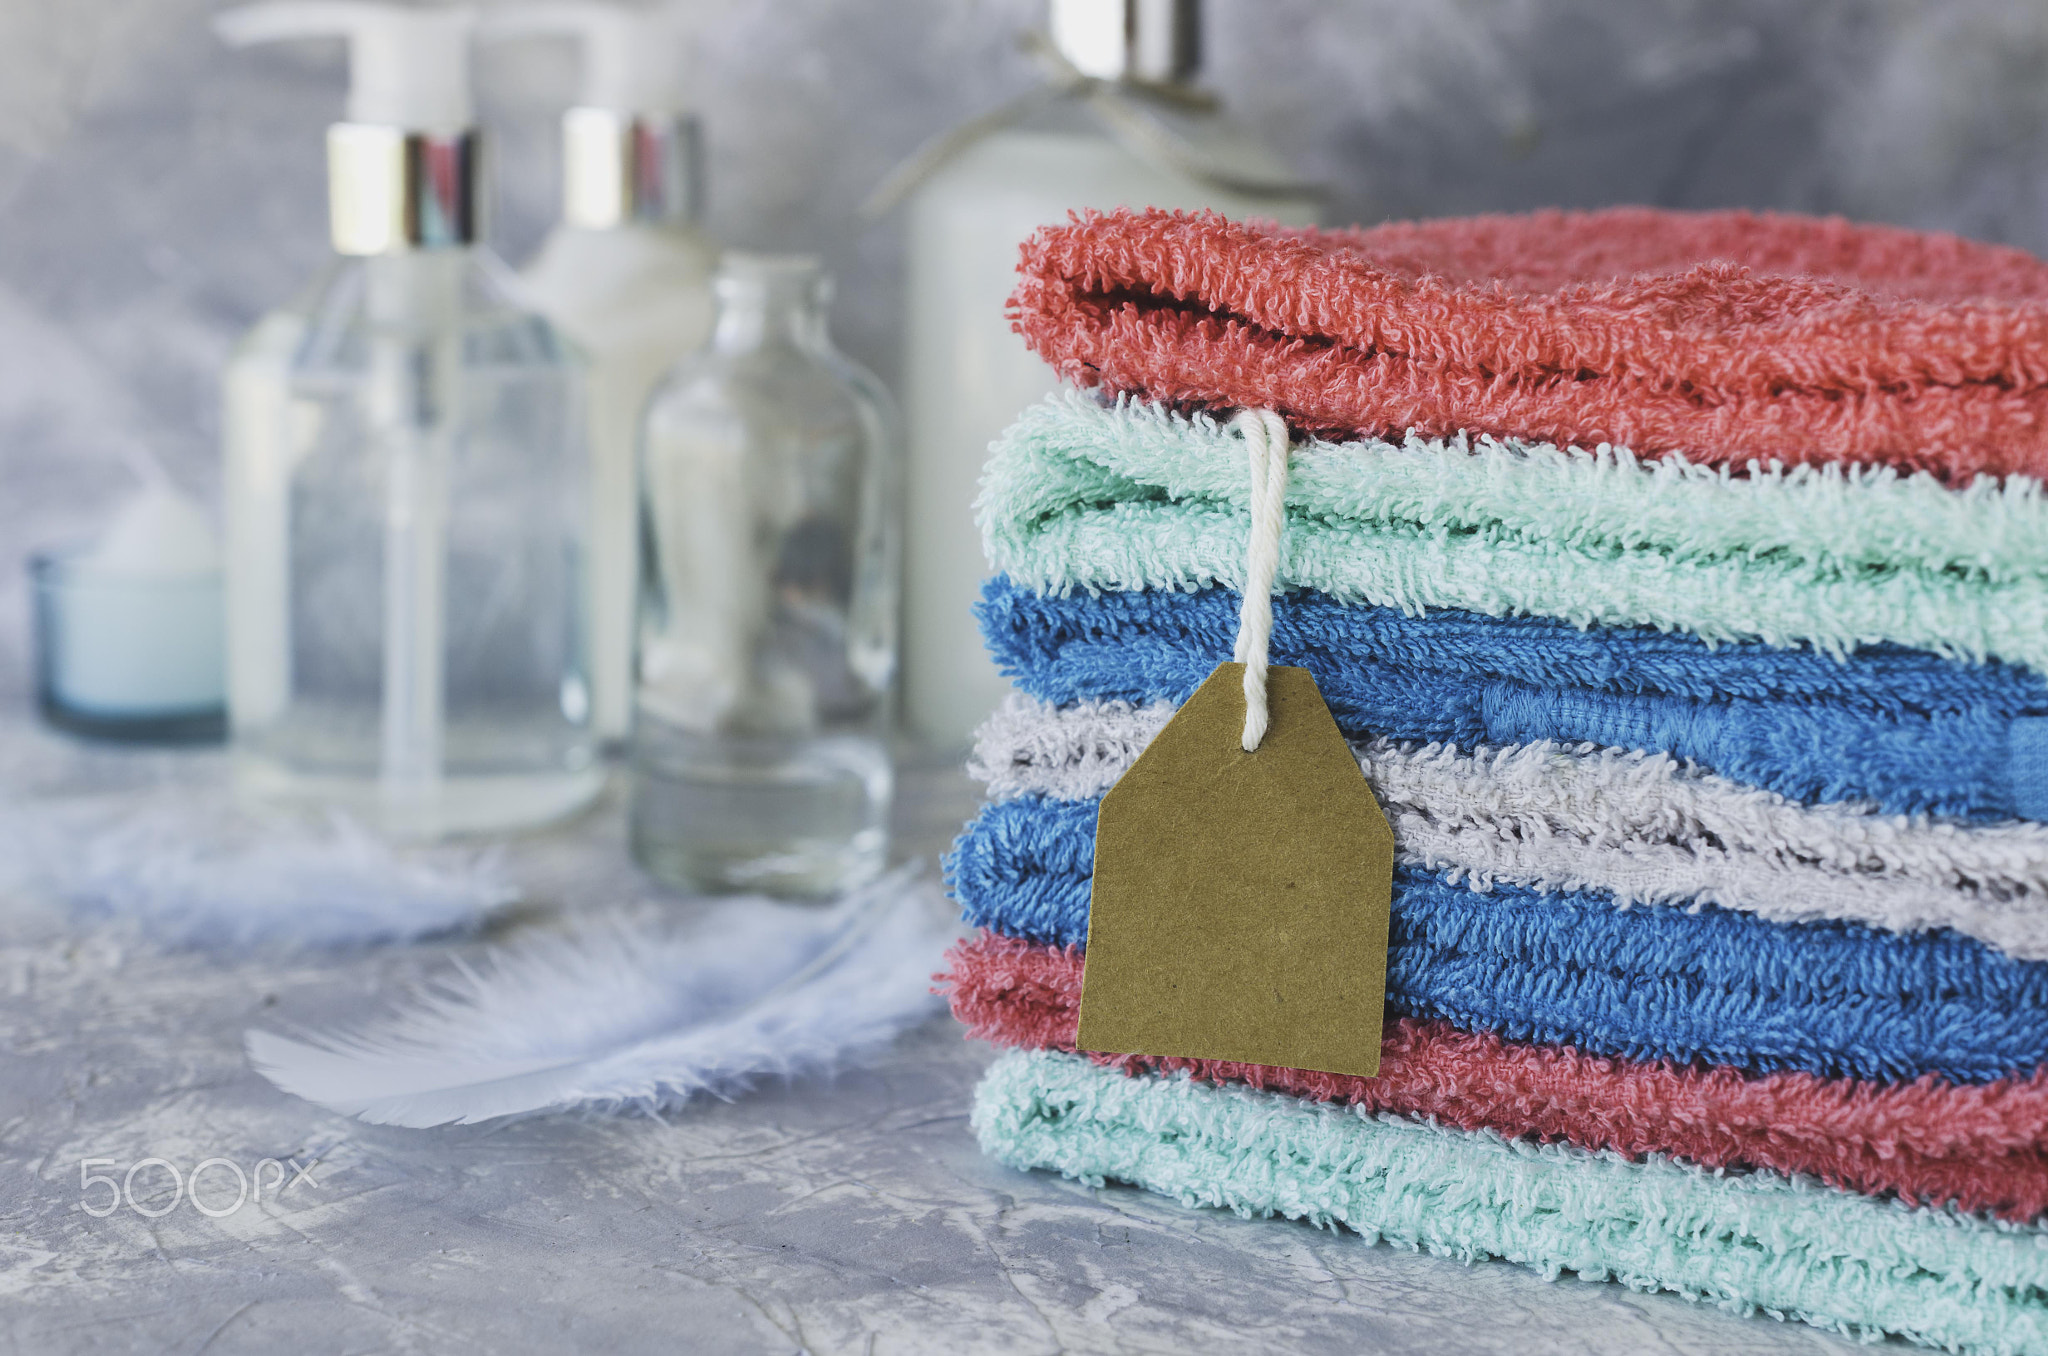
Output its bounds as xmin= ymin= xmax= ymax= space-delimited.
xmin=970 ymin=695 xmax=2048 ymax=960
xmin=978 ymin=577 xmax=2048 ymax=823
xmin=982 ymin=391 xmax=2048 ymax=673
xmin=1008 ymin=206 xmax=2048 ymax=483
xmin=944 ymin=932 xmax=2048 ymax=1221
xmin=975 ymin=1049 xmax=2048 ymax=1355
xmin=948 ymin=794 xmax=2048 ymax=1085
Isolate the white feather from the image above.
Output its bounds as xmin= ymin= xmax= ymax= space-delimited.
xmin=245 ymin=863 xmax=959 ymax=1127
xmin=0 ymin=792 xmax=513 ymax=950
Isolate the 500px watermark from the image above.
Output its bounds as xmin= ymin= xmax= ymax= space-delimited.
xmin=76 ymin=1156 xmax=321 ymax=1219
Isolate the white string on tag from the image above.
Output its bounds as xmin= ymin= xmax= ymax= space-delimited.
xmin=1229 ymin=408 xmax=1292 ymax=752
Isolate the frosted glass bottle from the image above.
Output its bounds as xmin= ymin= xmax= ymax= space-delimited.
xmin=898 ymin=3 xmax=1321 ymax=753
xmin=497 ymin=1 xmax=720 ymax=744
xmin=230 ymin=251 xmax=601 ymax=838
xmin=632 ymin=254 xmax=899 ymax=899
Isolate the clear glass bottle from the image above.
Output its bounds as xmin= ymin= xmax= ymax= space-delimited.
xmin=231 ymin=251 xmax=601 ymax=838
xmin=632 ymin=254 xmax=899 ymax=899
xmin=219 ymin=4 xmax=600 ymax=839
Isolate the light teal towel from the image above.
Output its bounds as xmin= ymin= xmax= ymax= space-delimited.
xmin=979 ymin=392 xmax=2048 ymax=672
xmin=975 ymin=1049 xmax=2048 ymax=1354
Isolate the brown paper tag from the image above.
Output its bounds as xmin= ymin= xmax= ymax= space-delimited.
xmin=1076 ymin=663 xmax=1395 ymax=1078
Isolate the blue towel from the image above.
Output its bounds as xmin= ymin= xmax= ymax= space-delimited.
xmin=948 ymin=794 xmax=2048 ymax=1086
xmin=978 ymin=577 xmax=2048 ymax=822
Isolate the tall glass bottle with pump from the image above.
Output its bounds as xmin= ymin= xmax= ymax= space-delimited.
xmin=632 ymin=255 xmax=898 ymax=900
xmin=888 ymin=0 xmax=1321 ymax=753
xmin=489 ymin=2 xmax=718 ymax=747
xmin=217 ymin=3 xmax=600 ymax=840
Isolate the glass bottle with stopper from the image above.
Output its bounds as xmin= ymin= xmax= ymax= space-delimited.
xmin=216 ymin=2 xmax=600 ymax=840
xmin=879 ymin=0 xmax=1322 ymax=753
xmin=632 ymin=254 xmax=900 ymax=900
xmin=487 ymin=0 xmax=719 ymax=748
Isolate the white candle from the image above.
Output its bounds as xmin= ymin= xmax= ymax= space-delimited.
xmin=36 ymin=484 xmax=226 ymax=720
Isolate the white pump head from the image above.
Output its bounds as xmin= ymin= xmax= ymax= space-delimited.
xmin=215 ymin=2 xmax=479 ymax=130
xmin=485 ymin=3 xmax=690 ymax=115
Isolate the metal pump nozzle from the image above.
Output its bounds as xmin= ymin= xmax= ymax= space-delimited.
xmin=1049 ymin=0 xmax=1201 ymax=87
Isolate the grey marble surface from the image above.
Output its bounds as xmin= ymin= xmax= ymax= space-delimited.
xmin=0 ymin=714 xmax=1868 ymax=1356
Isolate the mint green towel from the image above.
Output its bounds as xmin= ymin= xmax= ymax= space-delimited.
xmin=980 ymin=393 xmax=2048 ymax=672
xmin=976 ymin=1049 xmax=2048 ymax=1354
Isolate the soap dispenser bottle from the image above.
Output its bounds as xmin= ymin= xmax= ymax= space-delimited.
xmin=217 ymin=2 xmax=601 ymax=839
xmin=886 ymin=0 xmax=1321 ymax=753
xmin=488 ymin=2 xmax=718 ymax=747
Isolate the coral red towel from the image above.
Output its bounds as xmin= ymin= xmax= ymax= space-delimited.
xmin=1008 ymin=207 xmax=2048 ymax=481
xmin=941 ymin=931 xmax=2048 ymax=1221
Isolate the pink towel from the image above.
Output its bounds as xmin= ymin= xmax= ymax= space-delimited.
xmin=941 ymin=931 xmax=2048 ymax=1221
xmin=1009 ymin=206 xmax=2048 ymax=482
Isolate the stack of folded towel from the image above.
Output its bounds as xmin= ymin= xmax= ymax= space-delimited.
xmin=939 ymin=206 xmax=2048 ymax=1352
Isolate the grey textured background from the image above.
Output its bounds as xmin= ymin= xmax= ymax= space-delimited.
xmin=6 ymin=0 xmax=2048 ymax=700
